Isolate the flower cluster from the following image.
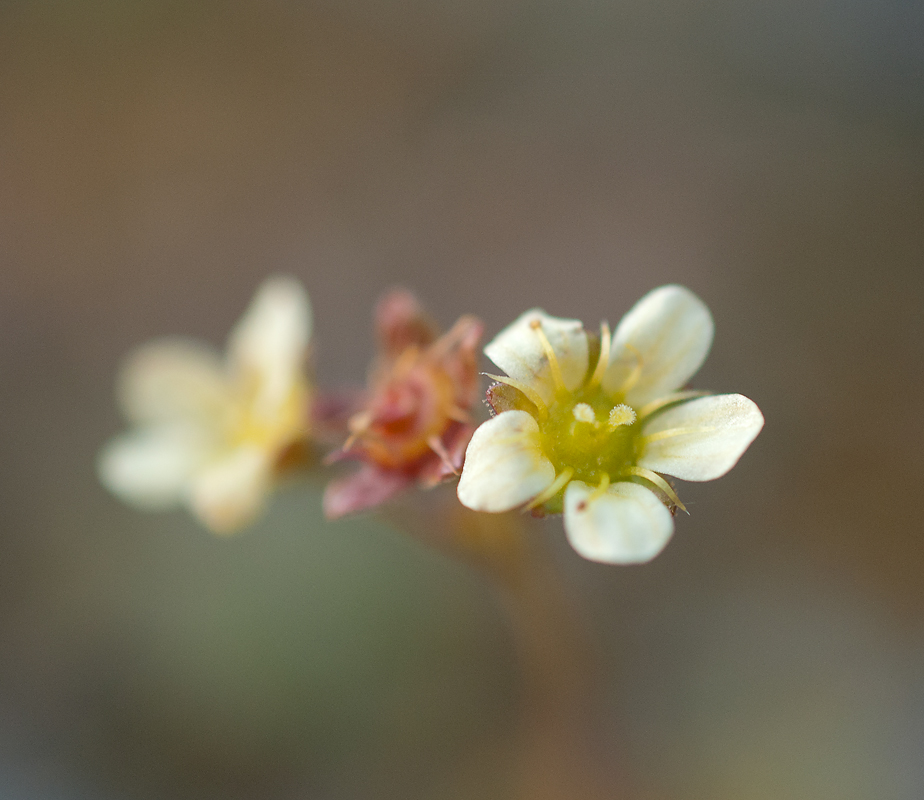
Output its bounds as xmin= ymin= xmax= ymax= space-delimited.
xmin=99 ymin=280 xmax=762 ymax=565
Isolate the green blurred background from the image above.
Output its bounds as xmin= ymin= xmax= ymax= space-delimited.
xmin=1 ymin=1 xmax=923 ymax=798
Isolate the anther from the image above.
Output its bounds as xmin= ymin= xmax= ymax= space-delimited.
xmin=572 ymin=403 xmax=597 ymax=425
xmin=607 ymin=404 xmax=636 ymax=429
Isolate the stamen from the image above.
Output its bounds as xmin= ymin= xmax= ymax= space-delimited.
xmin=445 ymin=403 xmax=472 ymax=424
xmin=427 ymin=314 xmax=479 ymax=358
xmin=640 ymin=426 xmax=715 ymax=445
xmin=527 ymin=466 xmax=574 ymax=509
xmin=585 ymin=320 xmax=611 ymax=389
xmin=589 ymin=472 xmax=611 ymax=502
xmin=607 ymin=404 xmax=636 ymax=429
xmin=343 ymin=409 xmax=373 ymax=451
xmin=529 ymin=319 xmax=566 ymax=393
xmin=637 ymin=390 xmax=711 ymax=420
xmin=427 ymin=435 xmax=459 ymax=474
xmin=572 ymin=403 xmax=597 ymax=424
xmin=615 ymin=342 xmax=644 ymax=397
xmin=621 ymin=466 xmax=688 ymax=513
xmin=393 ymin=345 xmax=421 ymax=374
xmin=483 ymin=373 xmax=549 ymax=419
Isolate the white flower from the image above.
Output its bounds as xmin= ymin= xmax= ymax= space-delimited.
xmin=457 ymin=285 xmax=764 ymax=564
xmin=98 ymin=276 xmax=313 ymax=533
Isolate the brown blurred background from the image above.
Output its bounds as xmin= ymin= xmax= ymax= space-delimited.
xmin=1 ymin=1 xmax=923 ymax=798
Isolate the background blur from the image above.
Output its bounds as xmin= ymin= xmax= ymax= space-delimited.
xmin=2 ymin=1 xmax=923 ymax=798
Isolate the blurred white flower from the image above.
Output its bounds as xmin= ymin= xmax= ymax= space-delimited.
xmin=457 ymin=285 xmax=764 ymax=564
xmin=98 ymin=276 xmax=313 ymax=533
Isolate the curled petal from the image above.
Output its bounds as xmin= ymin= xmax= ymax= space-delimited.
xmin=323 ymin=466 xmax=414 ymax=519
xmin=457 ymin=411 xmax=555 ymax=512
xmin=117 ymin=339 xmax=228 ymax=425
xmin=638 ymin=393 xmax=764 ymax=481
xmin=432 ymin=315 xmax=484 ymax=409
xmin=484 ymin=310 xmax=588 ymax=405
xmin=97 ymin=425 xmax=212 ymax=510
xmin=227 ymin=276 xmax=312 ymax=419
xmin=188 ymin=445 xmax=273 ymax=534
xmin=563 ymin=480 xmax=675 ymax=564
xmin=417 ymin=422 xmax=475 ymax=486
xmin=375 ymin=289 xmax=439 ymax=357
xmin=603 ymin=285 xmax=714 ymax=407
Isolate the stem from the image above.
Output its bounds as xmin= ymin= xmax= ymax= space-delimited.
xmin=385 ymin=493 xmax=620 ymax=799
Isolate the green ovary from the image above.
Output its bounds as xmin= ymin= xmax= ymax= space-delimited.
xmin=538 ymin=386 xmax=641 ymax=484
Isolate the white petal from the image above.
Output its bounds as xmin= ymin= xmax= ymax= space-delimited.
xmin=457 ymin=410 xmax=555 ymax=512
xmin=602 ymin=285 xmax=714 ymax=407
xmin=117 ymin=339 xmax=229 ymax=425
xmin=484 ymin=309 xmax=588 ymax=405
xmin=563 ymin=480 xmax=675 ymax=564
xmin=98 ymin=425 xmax=212 ymax=510
xmin=227 ymin=276 xmax=312 ymax=419
xmin=638 ymin=393 xmax=764 ymax=481
xmin=188 ymin=445 xmax=273 ymax=534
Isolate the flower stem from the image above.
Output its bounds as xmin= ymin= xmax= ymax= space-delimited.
xmin=386 ymin=493 xmax=623 ymax=798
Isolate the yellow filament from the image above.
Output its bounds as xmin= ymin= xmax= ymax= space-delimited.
xmin=622 ymin=466 xmax=688 ymax=513
xmin=585 ymin=320 xmax=611 ymax=389
xmin=615 ymin=342 xmax=644 ymax=397
xmin=640 ymin=426 xmax=715 ymax=445
xmin=589 ymin=472 xmax=611 ymax=502
xmin=483 ymin=373 xmax=549 ymax=419
xmin=527 ymin=466 xmax=574 ymax=509
xmin=637 ymin=390 xmax=711 ymax=420
xmin=530 ymin=320 xmax=567 ymax=393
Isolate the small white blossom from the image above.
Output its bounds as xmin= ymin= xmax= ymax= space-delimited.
xmin=98 ymin=276 xmax=312 ymax=533
xmin=457 ymin=285 xmax=764 ymax=564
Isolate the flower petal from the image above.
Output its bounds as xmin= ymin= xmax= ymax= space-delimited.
xmin=603 ymin=285 xmax=714 ymax=407
xmin=374 ymin=289 xmax=439 ymax=357
xmin=97 ymin=425 xmax=211 ymax=510
xmin=484 ymin=310 xmax=588 ymax=405
xmin=433 ymin=315 xmax=485 ymax=409
xmin=638 ymin=393 xmax=764 ymax=481
xmin=457 ymin=410 xmax=555 ymax=512
xmin=563 ymin=480 xmax=675 ymax=564
xmin=323 ymin=465 xmax=413 ymax=519
xmin=188 ymin=445 xmax=273 ymax=533
xmin=117 ymin=339 xmax=228 ymax=425
xmin=227 ymin=276 xmax=312 ymax=419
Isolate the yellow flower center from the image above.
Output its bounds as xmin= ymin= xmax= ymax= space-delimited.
xmin=229 ymin=368 xmax=309 ymax=454
xmin=539 ymin=388 xmax=640 ymax=485
xmin=499 ymin=319 xmax=685 ymax=514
